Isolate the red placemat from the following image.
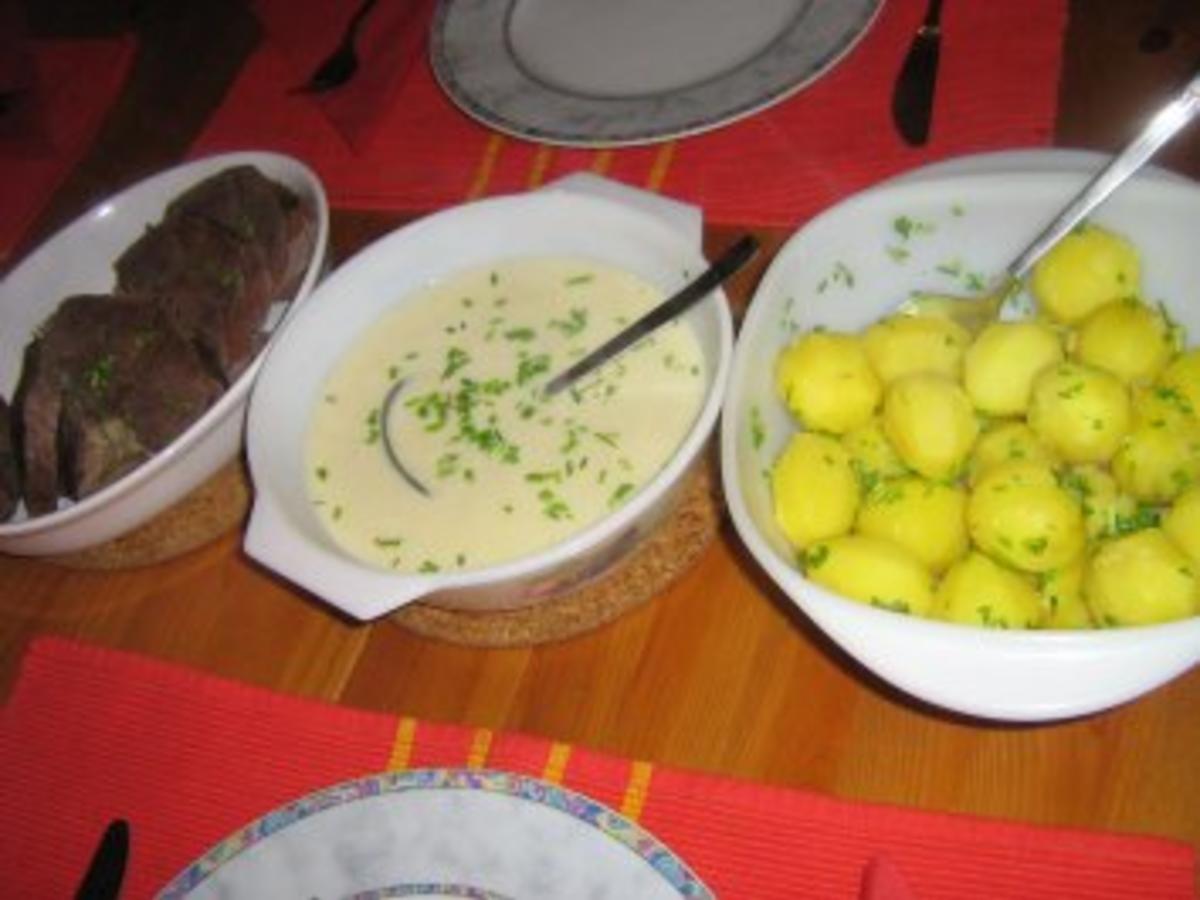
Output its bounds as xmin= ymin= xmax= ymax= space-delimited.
xmin=190 ymin=0 xmax=1066 ymax=227
xmin=0 ymin=637 xmax=1193 ymax=898
xmin=0 ymin=36 xmax=136 ymax=264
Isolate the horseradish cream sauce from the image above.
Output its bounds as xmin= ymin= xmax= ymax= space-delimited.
xmin=306 ymin=257 xmax=706 ymax=573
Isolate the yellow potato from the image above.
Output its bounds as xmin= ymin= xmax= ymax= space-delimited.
xmin=936 ymin=551 xmax=1044 ymax=629
xmin=1028 ymin=361 xmax=1131 ymax=463
xmin=1040 ymin=558 xmax=1094 ymax=629
xmin=1158 ymin=348 xmax=1200 ymax=417
xmin=840 ymin=417 xmax=909 ymax=493
xmin=963 ymin=320 xmax=1064 ymax=416
xmin=1073 ymin=298 xmax=1174 ymax=384
xmin=1163 ymin=486 xmax=1200 ymax=567
xmin=1085 ymin=529 xmax=1199 ymax=626
xmin=1111 ymin=422 xmax=1200 ymax=503
xmin=803 ymin=534 xmax=935 ymax=617
xmin=882 ymin=372 xmax=979 ymax=480
xmin=863 ymin=314 xmax=970 ymax=384
xmin=967 ymin=421 xmax=1059 ymax=486
xmin=1131 ymin=383 xmax=1197 ymax=431
xmin=967 ymin=461 xmax=1086 ymax=573
xmin=856 ymin=476 xmax=968 ymax=573
xmin=1030 ymin=223 xmax=1141 ymax=324
xmin=770 ymin=432 xmax=859 ymax=550
xmin=775 ymin=331 xmax=881 ymax=434
xmin=1057 ymin=464 xmax=1147 ymax=541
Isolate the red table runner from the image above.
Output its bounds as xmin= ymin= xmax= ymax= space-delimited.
xmin=0 ymin=37 xmax=135 ymax=264
xmin=0 ymin=637 xmax=1193 ymax=898
xmin=191 ymin=0 xmax=1067 ymax=227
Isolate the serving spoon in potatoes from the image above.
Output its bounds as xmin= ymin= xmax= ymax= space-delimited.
xmin=900 ymin=69 xmax=1200 ymax=334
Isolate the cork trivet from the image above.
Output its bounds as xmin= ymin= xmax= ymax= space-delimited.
xmin=50 ymin=458 xmax=251 ymax=570
xmin=390 ymin=453 xmax=722 ymax=647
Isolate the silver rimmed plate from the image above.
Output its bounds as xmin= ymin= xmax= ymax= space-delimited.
xmin=430 ymin=0 xmax=883 ymax=147
xmin=159 ymin=768 xmax=713 ymax=899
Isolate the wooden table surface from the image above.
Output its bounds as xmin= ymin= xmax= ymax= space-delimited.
xmin=2 ymin=0 xmax=1199 ymax=874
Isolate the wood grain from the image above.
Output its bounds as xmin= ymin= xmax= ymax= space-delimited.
xmin=0 ymin=0 xmax=1197 ymax=876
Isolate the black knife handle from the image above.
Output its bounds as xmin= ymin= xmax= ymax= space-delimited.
xmin=75 ymin=819 xmax=130 ymax=900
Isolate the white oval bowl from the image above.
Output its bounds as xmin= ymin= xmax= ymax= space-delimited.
xmin=245 ymin=181 xmax=732 ymax=622
xmin=0 ymin=152 xmax=329 ymax=556
xmin=721 ymin=157 xmax=1200 ymax=722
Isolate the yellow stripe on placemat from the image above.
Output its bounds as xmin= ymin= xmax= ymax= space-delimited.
xmin=644 ymin=142 xmax=676 ymax=192
xmin=466 ymin=134 xmax=507 ymax=199
xmin=526 ymin=145 xmax=556 ymax=188
xmin=541 ymin=741 xmax=573 ymax=785
xmin=386 ymin=716 xmax=418 ymax=771
xmin=620 ymin=760 xmax=654 ymax=821
xmin=466 ymin=727 xmax=494 ymax=769
xmin=590 ymin=149 xmax=614 ymax=176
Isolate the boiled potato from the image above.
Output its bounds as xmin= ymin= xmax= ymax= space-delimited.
xmin=775 ymin=331 xmax=881 ymax=434
xmin=1073 ymin=298 xmax=1174 ymax=383
xmin=840 ymin=417 xmax=909 ymax=492
xmin=1132 ymin=383 xmax=1197 ymax=431
xmin=963 ymin=320 xmax=1063 ymax=416
xmin=1030 ymin=223 xmax=1140 ymax=324
xmin=967 ymin=421 xmax=1059 ymax=486
xmin=1040 ymin=557 xmax=1094 ymax=629
xmin=1028 ymin=361 xmax=1131 ymax=463
xmin=967 ymin=461 xmax=1085 ymax=573
xmin=1163 ymin=486 xmax=1200 ymax=566
xmin=770 ymin=432 xmax=859 ymax=550
xmin=882 ymin=372 xmax=979 ymax=480
xmin=936 ymin=551 xmax=1044 ymax=629
xmin=803 ymin=534 xmax=935 ymax=616
xmin=1085 ymin=529 xmax=1199 ymax=626
xmin=856 ymin=476 xmax=968 ymax=573
xmin=863 ymin=314 xmax=970 ymax=384
xmin=1058 ymin=464 xmax=1146 ymax=541
xmin=1158 ymin=348 xmax=1200 ymax=416
xmin=1111 ymin=422 xmax=1200 ymax=503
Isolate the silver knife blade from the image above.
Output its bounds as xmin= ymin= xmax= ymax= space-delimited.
xmin=892 ymin=0 xmax=943 ymax=146
xmin=542 ymin=235 xmax=759 ymax=398
xmin=75 ymin=818 xmax=129 ymax=900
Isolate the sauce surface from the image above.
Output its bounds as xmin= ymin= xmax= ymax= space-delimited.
xmin=306 ymin=257 xmax=706 ymax=573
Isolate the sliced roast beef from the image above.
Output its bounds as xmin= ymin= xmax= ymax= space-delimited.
xmin=17 ymin=294 xmax=223 ymax=512
xmin=0 ymin=398 xmax=18 ymax=521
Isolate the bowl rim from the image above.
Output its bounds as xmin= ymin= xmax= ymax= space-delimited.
xmin=244 ymin=184 xmax=733 ymax=616
xmin=0 ymin=150 xmax=330 ymax=540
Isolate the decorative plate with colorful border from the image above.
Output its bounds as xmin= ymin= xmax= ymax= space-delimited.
xmin=158 ymin=768 xmax=713 ymax=899
xmin=430 ymin=0 xmax=882 ymax=148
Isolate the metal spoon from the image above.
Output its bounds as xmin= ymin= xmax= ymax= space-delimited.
xmin=291 ymin=0 xmax=379 ymax=94
xmin=379 ymin=378 xmax=431 ymax=497
xmin=898 ymin=69 xmax=1200 ymax=333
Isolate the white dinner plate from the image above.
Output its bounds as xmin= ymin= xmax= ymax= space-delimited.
xmin=158 ymin=768 xmax=713 ymax=899
xmin=430 ymin=0 xmax=882 ymax=147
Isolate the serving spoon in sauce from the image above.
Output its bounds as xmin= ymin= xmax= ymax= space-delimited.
xmin=898 ymin=68 xmax=1200 ymax=333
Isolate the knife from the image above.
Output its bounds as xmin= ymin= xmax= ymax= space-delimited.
xmin=542 ymin=235 xmax=759 ymax=398
xmin=892 ymin=0 xmax=943 ymax=146
xmin=75 ymin=819 xmax=130 ymax=900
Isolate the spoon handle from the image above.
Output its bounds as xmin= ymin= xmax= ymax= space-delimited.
xmin=1006 ymin=69 xmax=1200 ymax=281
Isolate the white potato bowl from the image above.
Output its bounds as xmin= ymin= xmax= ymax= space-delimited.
xmin=722 ymin=153 xmax=1200 ymax=722
xmin=244 ymin=175 xmax=731 ymax=622
xmin=0 ymin=152 xmax=329 ymax=556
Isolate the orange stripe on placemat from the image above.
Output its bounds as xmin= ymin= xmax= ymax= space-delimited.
xmin=526 ymin=145 xmax=556 ymax=188
xmin=620 ymin=760 xmax=654 ymax=821
xmin=541 ymin=742 xmax=573 ymax=785
xmin=466 ymin=727 xmax=494 ymax=768
xmin=644 ymin=142 xmax=676 ymax=192
xmin=466 ymin=134 xmax=506 ymax=199
xmin=590 ymin=149 xmax=614 ymax=176
xmin=386 ymin=716 xmax=418 ymax=771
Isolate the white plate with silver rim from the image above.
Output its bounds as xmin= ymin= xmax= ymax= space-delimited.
xmin=158 ymin=768 xmax=712 ymax=899
xmin=430 ymin=0 xmax=882 ymax=147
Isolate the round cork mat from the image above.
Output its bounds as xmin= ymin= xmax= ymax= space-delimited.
xmin=389 ymin=451 xmax=723 ymax=647
xmin=50 ymin=458 xmax=251 ymax=570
